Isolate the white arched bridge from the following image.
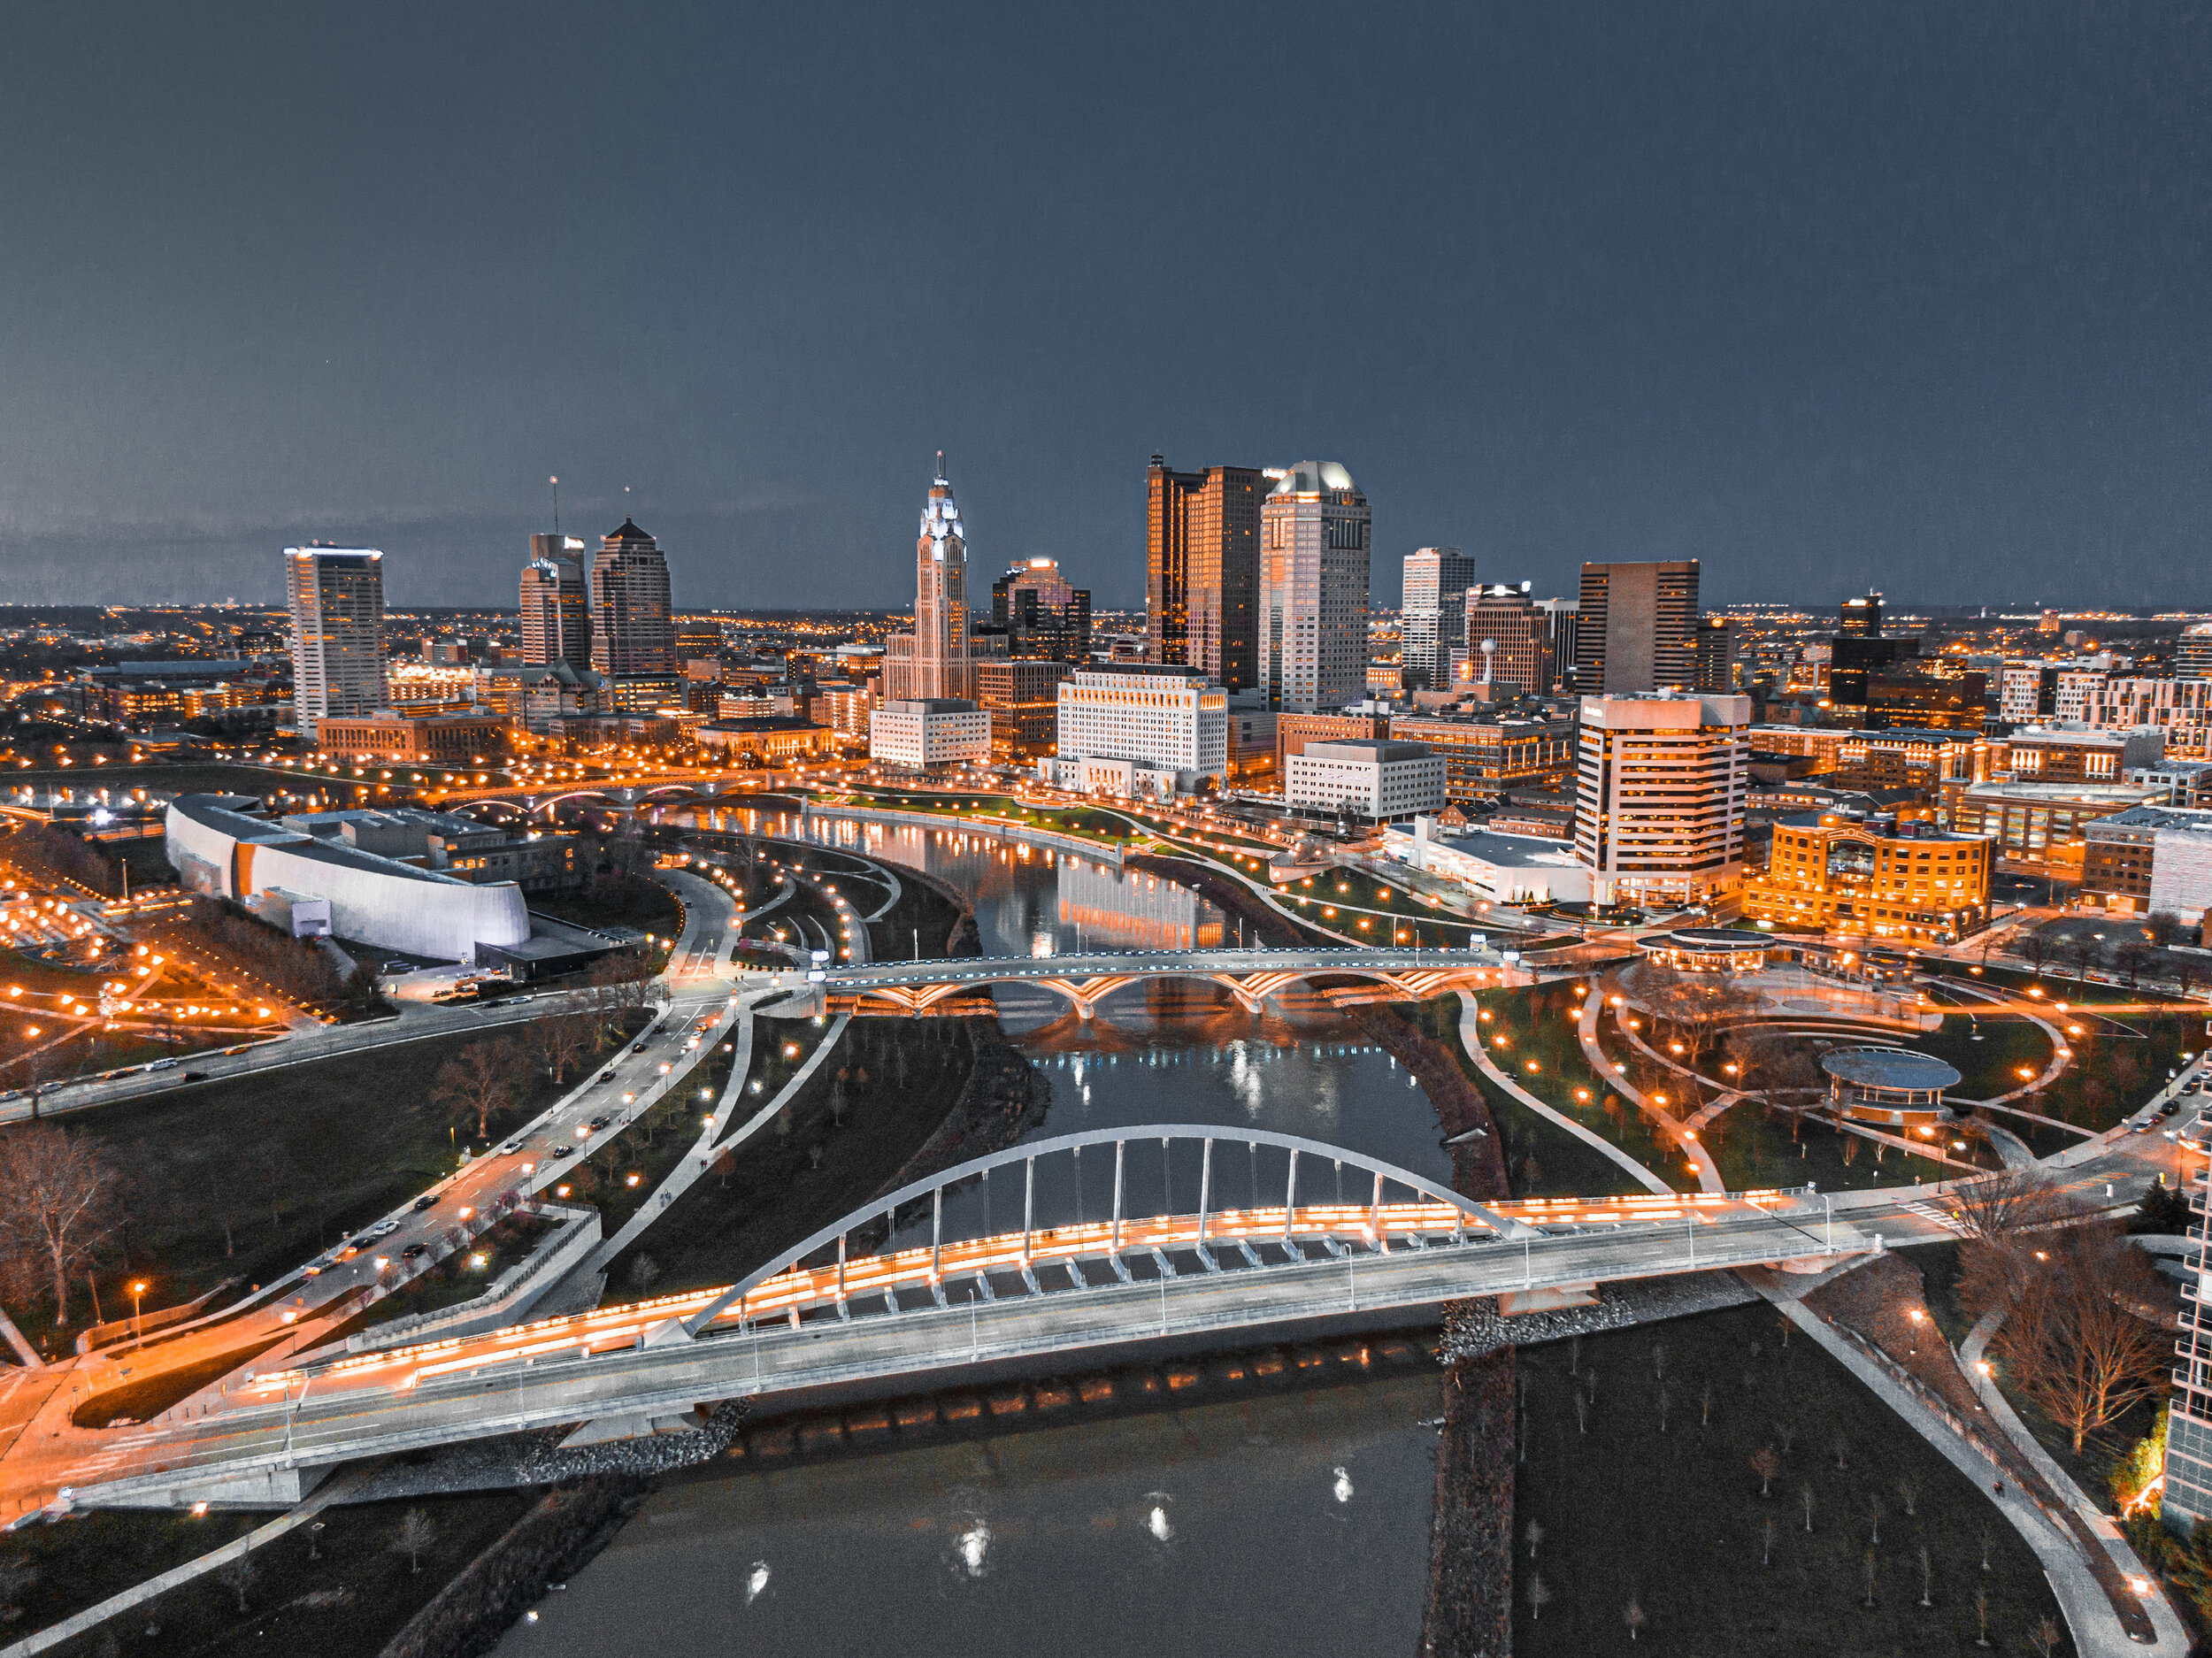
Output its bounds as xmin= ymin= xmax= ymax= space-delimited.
xmin=63 ymin=1125 xmax=1880 ymax=1512
xmin=824 ymin=947 xmax=1503 ymax=1017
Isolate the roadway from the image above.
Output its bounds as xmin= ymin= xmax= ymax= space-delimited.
xmin=826 ymin=945 xmax=1497 ymax=992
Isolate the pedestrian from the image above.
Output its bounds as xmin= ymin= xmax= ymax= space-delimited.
xmin=1993 ymin=1481 xmax=2004 ymax=1498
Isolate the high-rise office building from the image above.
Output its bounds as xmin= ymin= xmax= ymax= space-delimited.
xmin=1839 ymin=592 xmax=1884 ymax=636
xmin=1401 ymin=547 xmax=1478 ymax=691
xmin=520 ymin=533 xmax=591 ymax=672
xmin=286 ymin=547 xmax=388 ymax=739
xmin=1572 ymin=691 xmax=1751 ymax=906
xmin=589 ymin=518 xmax=674 ymax=677
xmin=884 ymin=457 xmax=975 ymax=702
xmin=990 ymin=557 xmax=1093 ymax=663
xmin=1147 ymin=457 xmax=1264 ymax=689
xmin=1257 ymin=462 xmax=1371 ymax=713
xmin=2177 ymin=623 xmax=2212 ymax=679
xmin=1533 ymin=599 xmax=1579 ymax=694
xmin=1573 ymin=561 xmax=1700 ymax=694
xmin=1693 ymin=616 xmax=1734 ymax=692
xmin=1463 ymin=582 xmax=1544 ymax=695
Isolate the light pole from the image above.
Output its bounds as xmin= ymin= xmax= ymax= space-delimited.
xmin=129 ymin=1279 xmax=147 ymax=1342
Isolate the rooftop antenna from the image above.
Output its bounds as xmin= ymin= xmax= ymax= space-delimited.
xmin=549 ymin=475 xmax=559 ymax=533
xmin=936 ymin=449 xmax=946 ymax=483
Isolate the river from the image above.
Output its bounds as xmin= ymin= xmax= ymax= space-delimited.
xmin=509 ymin=811 xmax=1455 ymax=1656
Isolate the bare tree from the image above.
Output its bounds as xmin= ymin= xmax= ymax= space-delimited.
xmin=1700 ymin=1381 xmax=1713 ymax=1429
xmin=1998 ymin=1224 xmax=2170 ymax=1451
xmin=2114 ymin=940 xmax=2152 ymax=990
xmin=1526 ymin=1573 xmax=1551 ymax=1622
xmin=1656 ymin=1386 xmax=1671 ymax=1433
xmin=1574 ymin=1389 xmax=1589 ymax=1434
xmin=1975 ymin=1587 xmax=1992 ymax=1648
xmin=1800 ymin=1483 xmax=1816 ymax=1533
xmin=1762 ymin=1515 xmax=1775 ymax=1568
xmin=1955 ymin=1169 xmax=2072 ymax=1243
xmin=2147 ymin=910 xmax=2186 ymax=950
xmin=0 ymin=1124 xmax=120 ymax=1324
xmin=1624 ymin=1597 xmax=1647 ymax=1642
xmin=0 ymin=1556 xmax=37 ymax=1623
xmin=1863 ymin=1547 xmax=1878 ymax=1609
xmin=393 ymin=1508 xmax=438 ymax=1574
xmin=2031 ymin=1615 xmax=2063 ymax=1657
xmin=1918 ymin=1543 xmax=1934 ymax=1608
xmin=220 ymin=1554 xmax=256 ymax=1613
xmin=433 ymin=1038 xmax=520 ymax=1142
xmin=1750 ymin=1447 xmax=1780 ymax=1496
xmin=1524 ymin=1519 xmax=1544 ymax=1560
xmin=1896 ymin=1476 xmax=1917 ymax=1517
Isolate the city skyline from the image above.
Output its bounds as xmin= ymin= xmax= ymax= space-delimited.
xmin=6 ymin=5 xmax=2212 ymax=613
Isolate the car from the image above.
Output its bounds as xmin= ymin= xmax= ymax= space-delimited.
xmin=402 ymin=1242 xmax=429 ymax=1259
xmin=382 ymin=961 xmax=411 ymax=975
xmin=2133 ymin=1120 xmax=2154 ymax=1133
xmin=148 ymin=1058 xmax=178 ymax=1071
xmin=2162 ymin=1101 xmax=2183 ymax=1118
xmin=552 ymin=1143 xmax=574 ymax=1157
xmin=369 ymin=1219 xmax=402 ymax=1239
xmin=500 ymin=1140 xmax=523 ymax=1155
xmin=412 ymin=1194 xmax=438 ymax=1211
xmin=588 ymin=1115 xmax=611 ymax=1131
xmin=630 ymin=1042 xmax=649 ymax=1055
xmin=598 ymin=1069 xmax=616 ymax=1082
xmin=180 ymin=1071 xmax=207 ymax=1082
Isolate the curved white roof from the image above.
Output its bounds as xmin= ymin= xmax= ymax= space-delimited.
xmin=1269 ymin=461 xmax=1357 ymax=496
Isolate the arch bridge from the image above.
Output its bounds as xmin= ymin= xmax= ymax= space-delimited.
xmin=825 ymin=946 xmax=1502 ymax=1017
xmin=68 ymin=1126 xmax=1870 ymax=1511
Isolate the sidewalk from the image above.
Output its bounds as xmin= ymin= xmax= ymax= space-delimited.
xmin=1455 ymin=993 xmax=1672 ymax=1195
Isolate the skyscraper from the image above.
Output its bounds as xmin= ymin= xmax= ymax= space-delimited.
xmin=1839 ymin=591 xmax=1884 ymax=636
xmin=1146 ymin=457 xmax=1263 ymax=689
xmin=1572 ymin=560 xmax=1700 ymax=694
xmin=1402 ymin=547 xmax=1478 ymax=690
xmin=884 ymin=457 xmax=975 ymax=702
xmin=990 ymin=557 xmax=1092 ymax=663
xmin=285 ymin=546 xmax=387 ymax=740
xmin=1533 ymin=598 xmax=1580 ymax=693
xmin=1257 ymin=462 xmax=1371 ymax=713
xmin=1573 ymin=691 xmax=1751 ymax=907
xmin=1463 ymin=582 xmax=1544 ymax=695
xmin=1693 ymin=616 xmax=1734 ymax=692
xmin=589 ymin=518 xmax=674 ymax=676
xmin=520 ymin=533 xmax=591 ymax=672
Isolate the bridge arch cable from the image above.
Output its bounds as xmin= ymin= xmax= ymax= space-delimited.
xmin=680 ymin=1124 xmax=1530 ymax=1337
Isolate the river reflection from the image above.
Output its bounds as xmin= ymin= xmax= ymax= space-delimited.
xmin=574 ymin=805 xmax=1455 ymax=1657
xmin=503 ymin=1370 xmax=1441 ymax=1658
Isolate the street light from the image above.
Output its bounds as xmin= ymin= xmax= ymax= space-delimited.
xmin=128 ymin=1279 xmax=147 ymax=1340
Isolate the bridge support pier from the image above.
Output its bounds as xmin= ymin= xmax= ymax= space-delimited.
xmin=558 ymin=1407 xmax=712 ymax=1448
xmin=88 ymin=1462 xmax=334 ymax=1513
xmin=1496 ymin=1283 xmax=1599 ymax=1316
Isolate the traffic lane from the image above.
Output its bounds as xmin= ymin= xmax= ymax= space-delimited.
xmin=76 ymin=1211 xmax=1889 ymax=1497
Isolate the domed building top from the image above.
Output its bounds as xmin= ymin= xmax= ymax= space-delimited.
xmin=1268 ymin=460 xmax=1359 ymax=497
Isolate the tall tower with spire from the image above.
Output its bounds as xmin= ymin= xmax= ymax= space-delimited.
xmin=885 ymin=455 xmax=976 ymax=701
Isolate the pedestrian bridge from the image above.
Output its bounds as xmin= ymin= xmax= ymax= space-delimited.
xmin=63 ymin=1126 xmax=1871 ymax=1512
xmin=824 ymin=946 xmax=1503 ymax=1016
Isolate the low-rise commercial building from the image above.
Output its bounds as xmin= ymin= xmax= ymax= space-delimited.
xmin=1383 ymin=816 xmax=1592 ymax=906
xmin=1285 ymin=741 xmax=1446 ymax=822
xmin=2082 ymin=804 xmax=2212 ymax=921
xmin=1947 ymin=780 xmax=2165 ymax=879
xmin=1386 ymin=712 xmax=1576 ymax=803
xmin=2001 ymin=725 xmax=2164 ymax=784
xmin=316 ymin=710 xmax=514 ymax=764
xmin=975 ymin=660 xmax=1071 ymax=764
xmin=870 ymin=698 xmax=992 ymax=771
xmin=1743 ymin=810 xmax=1991 ymax=942
xmin=695 ymin=716 xmax=836 ymax=764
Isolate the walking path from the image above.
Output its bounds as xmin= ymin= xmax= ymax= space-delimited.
xmin=1574 ymin=991 xmax=1725 ymax=1193
xmin=1766 ymin=1292 xmax=2162 ymax=1656
xmin=1956 ymin=1303 xmax=2192 ymax=1649
xmin=1455 ymin=993 xmax=1673 ymax=1195
xmin=0 ymin=1479 xmax=349 ymax=1657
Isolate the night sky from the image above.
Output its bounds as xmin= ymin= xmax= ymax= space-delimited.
xmin=3 ymin=3 xmax=2208 ymax=613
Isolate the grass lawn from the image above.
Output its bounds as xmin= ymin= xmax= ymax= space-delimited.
xmin=41 ymin=1028 xmax=599 ymax=1359
xmin=1699 ymin=1101 xmax=1975 ymax=1194
xmin=1515 ymin=1300 xmax=2066 ymax=1655
xmin=1396 ymin=995 xmax=1655 ymax=1199
xmin=72 ymin=1336 xmax=288 ymax=1428
xmin=1463 ymin=983 xmax=1703 ymax=1190
xmin=0 ymin=1490 xmax=537 ymax=1656
xmin=604 ymin=1017 xmax=982 ymax=1296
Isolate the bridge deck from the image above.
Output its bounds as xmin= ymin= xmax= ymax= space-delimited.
xmin=73 ymin=1203 xmax=1863 ymax=1509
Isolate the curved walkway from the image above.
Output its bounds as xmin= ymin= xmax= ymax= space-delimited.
xmin=1455 ymin=993 xmax=1672 ymax=1195
xmin=1575 ymin=990 xmax=1724 ymax=1193
xmin=1958 ymin=1302 xmax=2190 ymax=1650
